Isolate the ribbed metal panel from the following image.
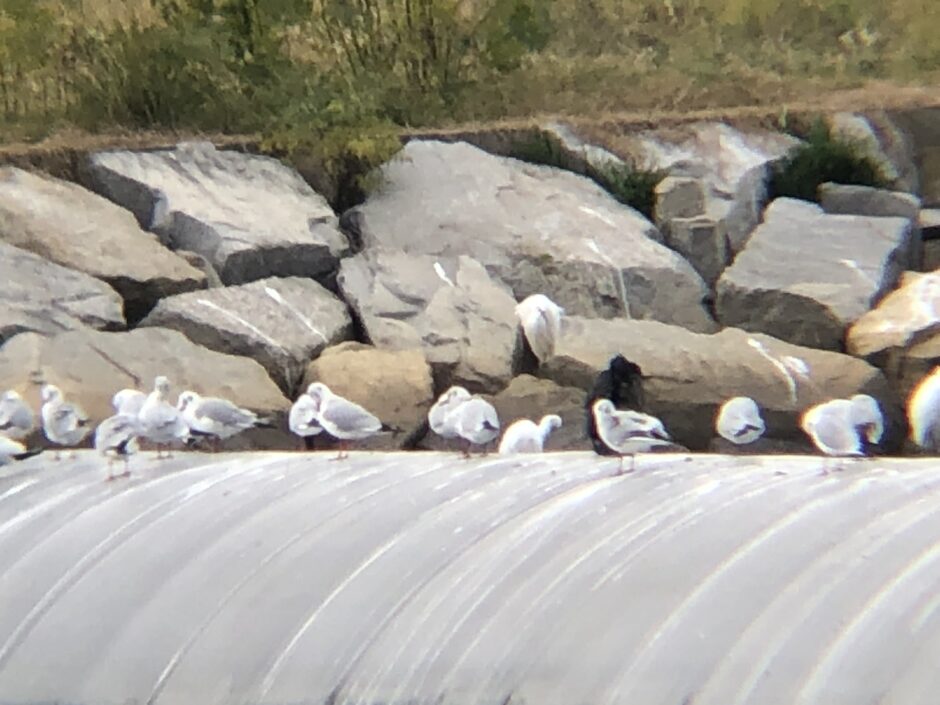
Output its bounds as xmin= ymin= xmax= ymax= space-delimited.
xmin=2 ymin=451 xmax=940 ymax=705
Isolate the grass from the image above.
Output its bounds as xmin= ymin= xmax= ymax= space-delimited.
xmin=770 ymin=120 xmax=888 ymax=202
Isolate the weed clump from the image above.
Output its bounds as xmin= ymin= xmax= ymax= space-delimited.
xmin=770 ymin=121 xmax=887 ymax=202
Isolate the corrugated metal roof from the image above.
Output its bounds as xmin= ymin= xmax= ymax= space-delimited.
xmin=1 ymin=450 xmax=940 ymax=705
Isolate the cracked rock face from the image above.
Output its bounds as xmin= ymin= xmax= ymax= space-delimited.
xmin=0 ymin=241 xmax=124 ymax=345
xmin=338 ymin=248 xmax=519 ymax=393
xmin=85 ymin=142 xmax=349 ymax=286
xmin=345 ymin=140 xmax=715 ymax=332
xmin=140 ymin=276 xmax=353 ymax=395
xmin=716 ymin=198 xmax=914 ymax=350
xmin=0 ymin=167 xmax=205 ymax=320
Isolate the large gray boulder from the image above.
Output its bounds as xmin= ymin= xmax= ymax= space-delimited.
xmin=552 ymin=121 xmax=798 ymax=255
xmin=338 ymin=249 xmax=518 ymax=393
xmin=0 ymin=327 xmax=290 ymax=449
xmin=539 ymin=316 xmax=898 ymax=451
xmin=716 ymin=198 xmax=914 ymax=350
xmin=345 ymin=140 xmax=714 ymax=331
xmin=0 ymin=241 xmax=124 ymax=345
xmin=0 ymin=168 xmax=205 ymax=320
xmin=84 ymin=142 xmax=349 ymax=286
xmin=139 ymin=276 xmax=352 ymax=395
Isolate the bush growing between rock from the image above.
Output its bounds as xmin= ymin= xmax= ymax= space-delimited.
xmin=508 ymin=132 xmax=664 ymax=219
xmin=592 ymin=162 xmax=664 ymax=220
xmin=770 ymin=121 xmax=887 ymax=203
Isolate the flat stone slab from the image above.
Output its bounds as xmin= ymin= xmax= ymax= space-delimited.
xmin=716 ymin=198 xmax=913 ymax=350
xmin=85 ymin=142 xmax=349 ymax=286
xmin=2 ymin=451 xmax=940 ymax=705
xmin=140 ymin=276 xmax=352 ymax=394
xmin=540 ymin=316 xmax=895 ymax=450
xmin=346 ymin=140 xmax=714 ymax=331
xmin=0 ymin=167 xmax=205 ymax=320
xmin=0 ymin=241 xmax=124 ymax=345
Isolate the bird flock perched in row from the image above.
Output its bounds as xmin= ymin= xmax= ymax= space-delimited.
xmin=4 ymin=291 xmax=940 ymax=477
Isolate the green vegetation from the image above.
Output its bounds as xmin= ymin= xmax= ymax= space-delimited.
xmin=592 ymin=162 xmax=665 ymax=220
xmin=507 ymin=132 xmax=663 ymax=216
xmin=1 ymin=0 xmax=939 ymax=181
xmin=770 ymin=121 xmax=887 ymax=202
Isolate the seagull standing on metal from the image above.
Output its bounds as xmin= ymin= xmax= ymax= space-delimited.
xmin=40 ymin=384 xmax=91 ymax=459
xmin=138 ymin=376 xmax=189 ymax=458
xmin=498 ymin=414 xmax=562 ymax=454
xmin=910 ymin=366 xmax=940 ymax=451
xmin=715 ymin=396 xmax=766 ymax=446
xmin=585 ymin=354 xmax=646 ymax=456
xmin=428 ymin=386 xmax=473 ymax=441
xmin=304 ymin=382 xmax=385 ymax=459
xmin=94 ymin=413 xmax=141 ymax=480
xmin=592 ymin=399 xmax=676 ymax=473
xmin=177 ymin=390 xmax=271 ymax=449
xmin=112 ymin=388 xmax=147 ymax=417
xmin=445 ymin=396 xmax=501 ymax=456
xmin=0 ymin=390 xmax=34 ymax=440
xmin=289 ymin=392 xmax=323 ymax=450
xmin=0 ymin=435 xmax=42 ymax=466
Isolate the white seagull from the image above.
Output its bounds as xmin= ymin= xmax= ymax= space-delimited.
xmin=428 ymin=386 xmax=473 ymax=439
xmin=112 ymin=388 xmax=147 ymax=417
xmin=94 ymin=414 xmax=141 ymax=480
xmin=715 ymin=396 xmax=766 ymax=445
xmin=445 ymin=396 xmax=500 ymax=456
xmin=849 ymin=393 xmax=884 ymax=451
xmin=177 ymin=390 xmax=270 ymax=448
xmin=304 ymin=382 xmax=384 ymax=458
xmin=592 ymin=399 xmax=676 ymax=473
xmin=289 ymin=392 xmax=323 ymax=449
xmin=138 ymin=376 xmax=189 ymax=458
xmin=0 ymin=435 xmax=41 ymax=466
xmin=499 ymin=414 xmax=562 ymax=454
xmin=514 ymin=294 xmax=564 ymax=364
xmin=801 ymin=398 xmax=861 ymax=458
xmin=40 ymin=384 xmax=91 ymax=458
xmin=0 ymin=390 xmax=34 ymax=440
xmin=910 ymin=366 xmax=940 ymax=451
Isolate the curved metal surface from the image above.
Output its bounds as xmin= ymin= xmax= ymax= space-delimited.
xmin=2 ymin=451 xmax=940 ymax=705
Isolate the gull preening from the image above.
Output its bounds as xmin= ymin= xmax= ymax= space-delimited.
xmin=304 ymin=382 xmax=385 ymax=458
xmin=428 ymin=386 xmax=500 ymax=455
xmin=289 ymin=392 xmax=323 ymax=449
xmin=94 ymin=414 xmax=141 ymax=480
xmin=428 ymin=386 xmax=473 ymax=439
xmin=715 ymin=396 xmax=766 ymax=445
xmin=592 ymin=399 xmax=676 ymax=473
xmin=138 ymin=376 xmax=189 ymax=458
xmin=499 ymin=414 xmax=562 ymax=454
xmin=514 ymin=294 xmax=564 ymax=364
xmin=909 ymin=366 xmax=940 ymax=451
xmin=0 ymin=435 xmax=41 ymax=466
xmin=447 ymin=397 xmax=500 ymax=455
xmin=40 ymin=384 xmax=91 ymax=458
xmin=178 ymin=390 xmax=270 ymax=448
xmin=800 ymin=394 xmax=884 ymax=464
xmin=0 ymin=390 xmax=34 ymax=440
xmin=112 ymin=388 xmax=146 ymax=417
